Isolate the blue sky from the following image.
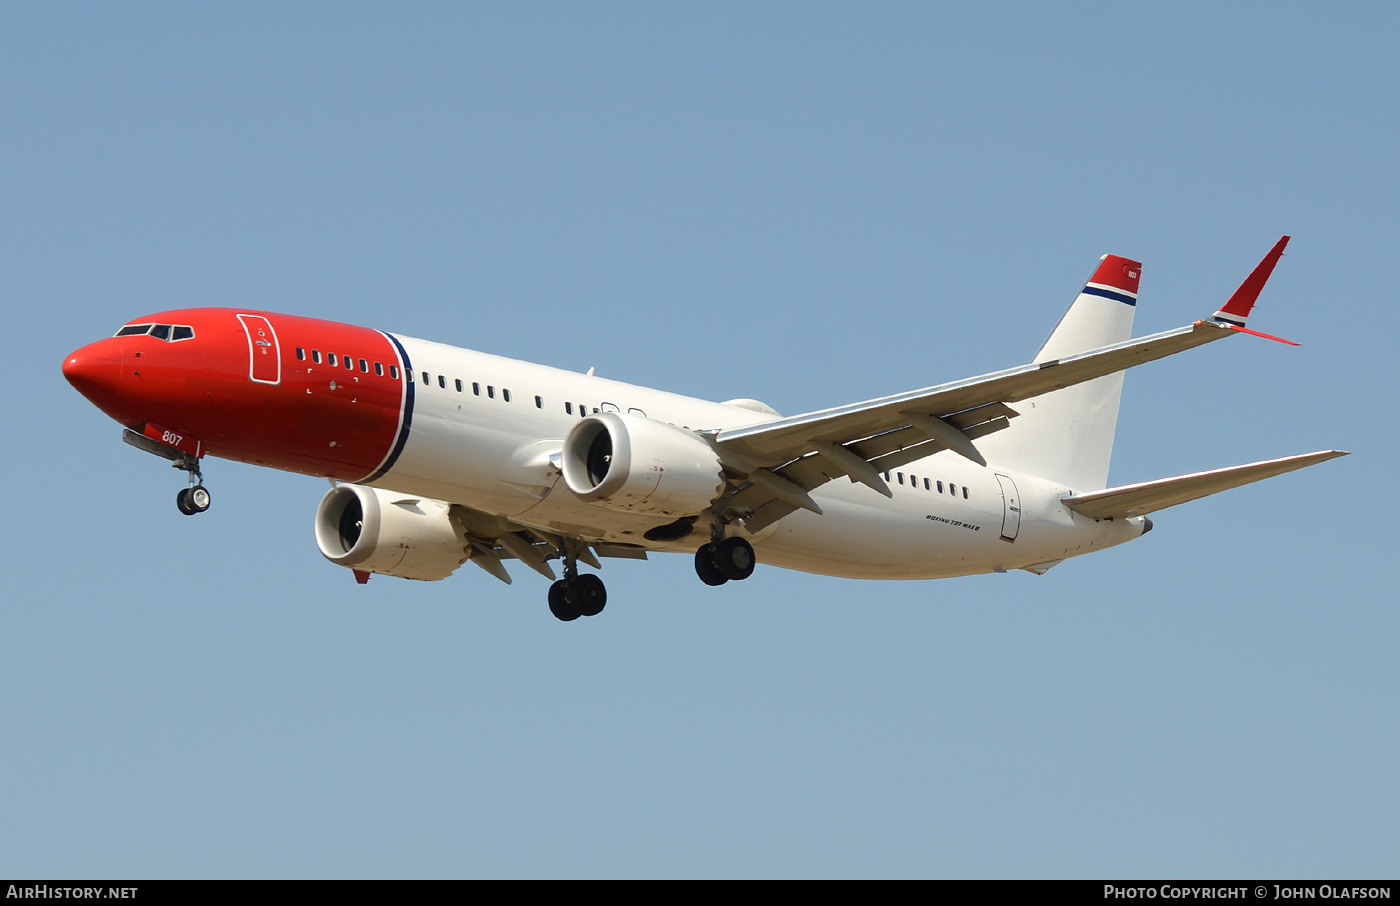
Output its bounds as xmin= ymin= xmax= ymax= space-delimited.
xmin=2 ymin=3 xmax=1395 ymax=878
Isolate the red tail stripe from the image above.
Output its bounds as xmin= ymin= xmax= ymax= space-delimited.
xmin=1089 ymin=255 xmax=1142 ymax=294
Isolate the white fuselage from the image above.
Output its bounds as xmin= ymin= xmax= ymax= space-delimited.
xmin=377 ymin=335 xmax=1145 ymax=579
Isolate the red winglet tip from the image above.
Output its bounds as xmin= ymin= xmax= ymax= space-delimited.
xmin=1218 ymin=236 xmax=1290 ymax=318
xmin=1226 ymin=324 xmax=1300 ymax=346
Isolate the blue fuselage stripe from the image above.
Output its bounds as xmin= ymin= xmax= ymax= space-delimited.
xmin=366 ymin=333 xmax=414 ymax=483
xmin=1082 ymin=285 xmax=1137 ymax=306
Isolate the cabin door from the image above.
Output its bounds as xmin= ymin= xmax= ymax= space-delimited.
xmin=236 ymin=314 xmax=281 ymax=385
xmin=995 ymin=473 xmax=1021 ymax=542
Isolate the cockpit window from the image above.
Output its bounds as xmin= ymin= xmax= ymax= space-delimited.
xmin=113 ymin=323 xmax=196 ymax=342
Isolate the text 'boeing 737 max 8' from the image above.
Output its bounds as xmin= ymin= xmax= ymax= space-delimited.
xmin=63 ymin=237 xmax=1346 ymax=621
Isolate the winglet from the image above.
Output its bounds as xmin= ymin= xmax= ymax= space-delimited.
xmin=1213 ymin=236 xmax=1290 ymax=327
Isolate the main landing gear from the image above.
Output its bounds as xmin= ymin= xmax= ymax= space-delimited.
xmin=694 ymin=531 xmax=756 ymax=587
xmin=547 ymin=549 xmax=607 ymax=622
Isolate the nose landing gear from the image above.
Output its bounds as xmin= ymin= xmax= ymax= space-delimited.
xmin=173 ymin=455 xmax=211 ymax=516
xmin=176 ymin=484 xmax=211 ymax=515
xmin=120 ymin=428 xmax=213 ymax=517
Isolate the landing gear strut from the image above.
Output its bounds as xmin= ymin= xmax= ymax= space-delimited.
xmin=548 ymin=547 xmax=607 ymax=621
xmin=694 ymin=519 xmax=756 ymax=586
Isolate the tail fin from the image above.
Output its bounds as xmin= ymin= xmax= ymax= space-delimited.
xmin=975 ymin=254 xmax=1140 ymax=491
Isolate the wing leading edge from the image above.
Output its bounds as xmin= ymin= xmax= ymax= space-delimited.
xmin=718 ymin=319 xmax=1248 ymax=532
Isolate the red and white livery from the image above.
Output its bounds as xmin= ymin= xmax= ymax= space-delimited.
xmin=63 ymin=238 xmax=1346 ymax=620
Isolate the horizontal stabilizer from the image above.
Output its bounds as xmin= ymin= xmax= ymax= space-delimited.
xmin=1061 ymin=450 xmax=1348 ymax=520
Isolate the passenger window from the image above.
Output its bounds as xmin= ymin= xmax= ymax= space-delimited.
xmin=296 ymin=347 xmax=306 ymax=361
xmin=910 ymin=473 xmax=917 ymax=487
xmin=580 ymin=403 xmax=587 ymax=416
xmin=375 ymin=362 xmax=384 ymax=376
xmin=150 ymin=324 xmax=171 ymax=341
xmin=535 ymin=395 xmax=543 ymax=409
xmin=455 ymin=379 xmax=463 ymax=392
xmin=883 ymin=472 xmax=890 ymax=480
xmin=897 ymin=472 xmax=904 ymax=485
xmin=390 ymin=365 xmax=400 ymax=379
xmin=438 ymin=375 xmax=446 ymax=389
xmin=924 ymin=478 xmax=931 ymax=491
xmin=312 ymin=350 xmax=322 ymax=364
xmin=949 ymin=484 xmax=956 ymax=496
xmin=421 ymin=371 xmax=429 ymax=384
xmin=359 ymin=359 xmax=368 ymax=373
xmin=937 ymin=481 xmax=943 ymax=493
xmin=329 ymin=354 xmax=338 ymax=367
xmin=565 ymin=402 xmax=573 ymax=415
xmin=172 ymin=326 xmax=194 ymax=341
xmin=487 ymin=386 xmax=495 ymax=399
xmin=963 ymin=487 xmax=969 ymax=499
xmin=473 ymin=382 xmax=480 ymax=396
xmin=344 ymin=356 xmax=353 ymax=371
xmin=502 ymin=389 xmax=511 ymax=403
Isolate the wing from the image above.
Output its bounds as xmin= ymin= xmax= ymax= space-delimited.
xmin=1061 ymin=450 xmax=1348 ymax=520
xmin=712 ymin=239 xmax=1296 ymax=533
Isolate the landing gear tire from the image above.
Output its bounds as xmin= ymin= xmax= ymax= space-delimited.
xmin=567 ymin=574 xmax=607 ymax=617
xmin=548 ymin=580 xmax=580 ymax=622
xmin=695 ymin=545 xmax=729 ymax=586
xmin=176 ymin=486 xmax=211 ymax=516
xmin=715 ymin=537 xmax=755 ymax=581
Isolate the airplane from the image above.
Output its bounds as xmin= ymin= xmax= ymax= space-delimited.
xmin=62 ymin=237 xmax=1346 ymax=621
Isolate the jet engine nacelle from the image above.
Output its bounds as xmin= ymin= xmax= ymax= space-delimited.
xmin=314 ymin=484 xmax=470 ymax=581
xmin=561 ymin=411 xmax=725 ymax=517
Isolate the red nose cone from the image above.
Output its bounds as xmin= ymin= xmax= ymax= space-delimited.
xmin=63 ymin=341 xmax=124 ymax=406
